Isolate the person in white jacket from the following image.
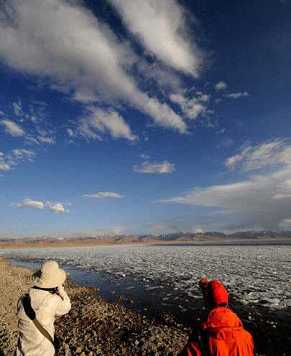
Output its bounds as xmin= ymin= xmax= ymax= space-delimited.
xmin=15 ymin=260 xmax=71 ymax=356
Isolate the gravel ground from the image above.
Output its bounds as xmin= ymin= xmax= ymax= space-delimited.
xmin=0 ymin=258 xmax=187 ymax=355
xmin=0 ymin=258 xmax=290 ymax=356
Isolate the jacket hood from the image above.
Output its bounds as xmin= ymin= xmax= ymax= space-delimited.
xmin=208 ymin=280 xmax=229 ymax=306
xmin=203 ymin=307 xmax=243 ymax=330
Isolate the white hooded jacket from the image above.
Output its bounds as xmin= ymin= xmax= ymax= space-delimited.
xmin=16 ymin=286 xmax=71 ymax=356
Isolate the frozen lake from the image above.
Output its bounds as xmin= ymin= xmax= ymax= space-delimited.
xmin=1 ymin=244 xmax=291 ymax=319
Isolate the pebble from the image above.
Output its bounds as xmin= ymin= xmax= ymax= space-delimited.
xmin=0 ymin=255 xmax=291 ymax=355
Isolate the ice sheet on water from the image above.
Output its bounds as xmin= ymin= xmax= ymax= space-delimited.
xmin=1 ymin=245 xmax=291 ymax=309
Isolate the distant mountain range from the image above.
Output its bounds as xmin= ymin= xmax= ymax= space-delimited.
xmin=0 ymin=230 xmax=291 ymax=248
xmin=154 ymin=230 xmax=291 ymax=241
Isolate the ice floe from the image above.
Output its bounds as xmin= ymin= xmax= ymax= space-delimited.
xmin=1 ymin=245 xmax=290 ymax=310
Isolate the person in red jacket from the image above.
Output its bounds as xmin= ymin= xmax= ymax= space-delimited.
xmin=181 ymin=277 xmax=254 ymax=356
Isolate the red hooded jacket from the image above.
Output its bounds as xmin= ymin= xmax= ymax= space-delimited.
xmin=183 ymin=307 xmax=254 ymax=356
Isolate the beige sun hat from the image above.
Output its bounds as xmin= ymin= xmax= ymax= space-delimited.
xmin=33 ymin=260 xmax=67 ymax=288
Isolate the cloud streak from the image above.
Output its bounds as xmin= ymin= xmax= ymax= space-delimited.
xmin=225 ymin=139 xmax=288 ymax=171
xmin=0 ymin=119 xmax=25 ymax=137
xmin=0 ymin=148 xmax=35 ymax=172
xmin=0 ymin=99 xmax=57 ymax=146
xmin=161 ymin=139 xmax=291 ymax=230
xmin=16 ymin=198 xmax=68 ymax=213
xmin=225 ymin=92 xmax=249 ymax=99
xmin=78 ymin=107 xmax=137 ymax=141
xmin=110 ymin=0 xmax=203 ymax=75
xmin=0 ymin=0 xmax=189 ymax=133
xmin=46 ymin=202 xmax=68 ymax=214
xmin=215 ymin=81 xmax=227 ymax=91
xmin=16 ymin=198 xmax=44 ymax=210
xmin=170 ymin=93 xmax=207 ymax=120
xmin=83 ymin=192 xmax=124 ymax=199
xmin=134 ymin=160 xmax=175 ymax=174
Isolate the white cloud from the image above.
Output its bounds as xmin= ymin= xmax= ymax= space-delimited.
xmin=197 ymin=93 xmax=210 ymax=103
xmin=161 ymin=139 xmax=291 ymax=230
xmin=136 ymin=61 xmax=182 ymax=93
xmin=110 ymin=0 xmax=203 ymax=76
xmin=215 ymin=81 xmax=227 ymax=91
xmin=134 ymin=95 xmax=187 ymax=132
xmin=36 ymin=136 xmax=56 ymax=145
xmin=225 ymin=92 xmax=249 ymax=99
xmin=46 ymin=202 xmax=68 ymax=214
xmin=0 ymin=0 xmax=187 ymax=133
xmin=1 ymin=100 xmax=56 ymax=146
xmin=133 ymin=160 xmax=175 ymax=174
xmin=16 ymin=198 xmax=44 ymax=210
xmin=170 ymin=93 xmax=207 ymax=120
xmin=0 ymin=148 xmax=35 ymax=172
xmin=79 ymin=107 xmax=137 ymax=141
xmin=0 ymin=162 xmax=10 ymax=172
xmin=83 ymin=192 xmax=124 ymax=199
xmin=225 ymin=139 xmax=289 ymax=171
xmin=11 ymin=148 xmax=35 ymax=161
xmin=0 ymin=119 xmax=25 ymax=137
xmin=224 ymin=154 xmax=243 ymax=170
xmin=67 ymin=128 xmax=75 ymax=137
xmin=140 ymin=153 xmax=150 ymax=160
xmin=16 ymin=198 xmax=68 ymax=213
xmin=12 ymin=101 xmax=23 ymax=117
xmin=162 ymin=180 xmax=259 ymax=206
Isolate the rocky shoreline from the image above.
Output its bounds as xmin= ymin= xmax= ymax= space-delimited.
xmin=0 ymin=258 xmax=290 ymax=355
xmin=0 ymin=258 xmax=188 ymax=355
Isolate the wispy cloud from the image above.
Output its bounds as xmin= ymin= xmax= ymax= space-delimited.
xmin=16 ymin=198 xmax=44 ymax=210
xmin=0 ymin=119 xmax=25 ymax=137
xmin=215 ymin=81 xmax=227 ymax=91
xmin=11 ymin=148 xmax=35 ymax=161
xmin=133 ymin=160 xmax=175 ymax=174
xmin=12 ymin=101 xmax=23 ymax=117
xmin=1 ymin=99 xmax=56 ymax=145
xmin=16 ymin=198 xmax=68 ymax=213
xmin=0 ymin=154 xmax=11 ymax=172
xmin=225 ymin=91 xmax=249 ymax=99
xmin=83 ymin=192 xmax=124 ymax=199
xmin=0 ymin=155 xmax=11 ymax=172
xmin=78 ymin=107 xmax=137 ymax=141
xmin=110 ymin=0 xmax=203 ymax=76
xmin=46 ymin=202 xmax=68 ymax=213
xmin=36 ymin=135 xmax=56 ymax=145
xmin=225 ymin=139 xmax=288 ymax=171
xmin=160 ymin=139 xmax=291 ymax=230
xmin=170 ymin=93 xmax=207 ymax=120
xmin=0 ymin=0 xmax=189 ymax=133
xmin=0 ymin=148 xmax=35 ymax=172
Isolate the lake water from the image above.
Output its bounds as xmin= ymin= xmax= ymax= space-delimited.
xmin=1 ymin=244 xmax=290 ymax=321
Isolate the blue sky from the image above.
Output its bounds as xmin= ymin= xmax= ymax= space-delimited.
xmin=0 ymin=0 xmax=291 ymax=237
